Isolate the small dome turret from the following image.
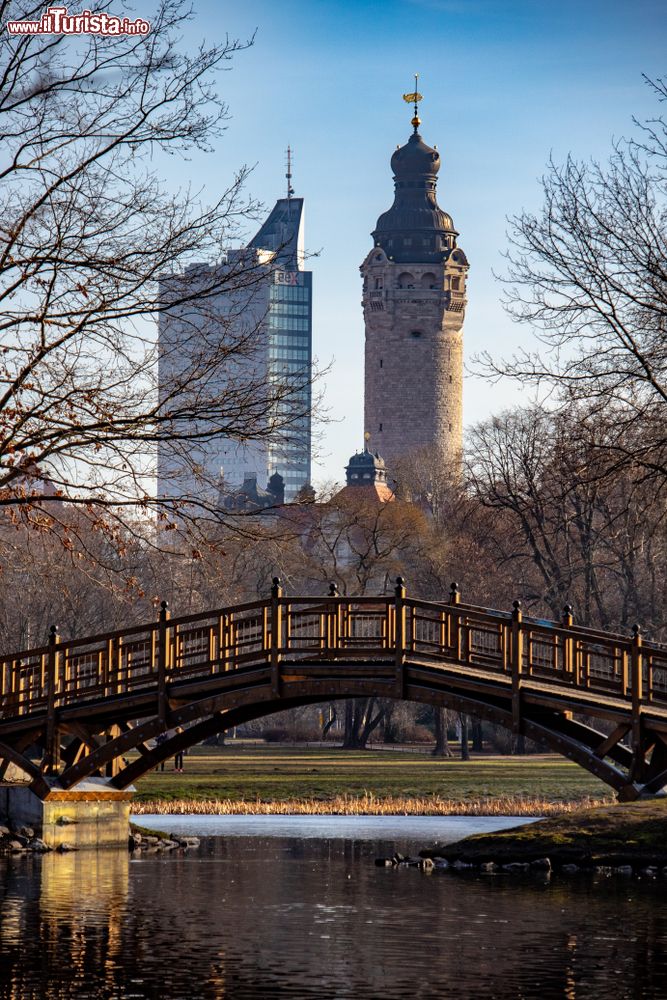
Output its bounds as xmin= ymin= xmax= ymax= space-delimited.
xmin=345 ymin=448 xmax=389 ymax=487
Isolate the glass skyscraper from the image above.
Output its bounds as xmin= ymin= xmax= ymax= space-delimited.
xmin=157 ymin=192 xmax=312 ymax=506
xmin=266 ymin=268 xmax=312 ymax=498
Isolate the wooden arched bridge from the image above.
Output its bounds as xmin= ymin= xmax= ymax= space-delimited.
xmin=1 ymin=580 xmax=667 ymax=802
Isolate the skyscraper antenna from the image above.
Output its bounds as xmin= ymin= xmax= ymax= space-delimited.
xmin=286 ymin=146 xmax=295 ymax=200
xmin=402 ymin=73 xmax=423 ymax=132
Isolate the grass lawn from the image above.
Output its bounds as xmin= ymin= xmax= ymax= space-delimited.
xmin=132 ymin=744 xmax=612 ymax=808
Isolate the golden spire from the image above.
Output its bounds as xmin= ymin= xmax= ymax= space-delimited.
xmin=402 ymin=73 xmax=423 ymax=132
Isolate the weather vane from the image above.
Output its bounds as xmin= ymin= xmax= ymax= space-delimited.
xmin=402 ymin=73 xmax=423 ymax=132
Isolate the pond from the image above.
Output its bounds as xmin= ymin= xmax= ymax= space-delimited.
xmin=0 ymin=815 xmax=665 ymax=999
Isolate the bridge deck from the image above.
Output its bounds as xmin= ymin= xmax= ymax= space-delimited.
xmin=0 ymin=585 xmax=666 ymax=799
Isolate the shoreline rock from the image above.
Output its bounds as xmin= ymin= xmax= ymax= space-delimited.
xmin=0 ymin=819 xmax=201 ymax=856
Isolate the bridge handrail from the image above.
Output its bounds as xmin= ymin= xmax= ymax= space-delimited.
xmin=404 ymin=596 xmax=666 ymax=654
xmin=164 ymin=598 xmax=270 ymax=629
xmin=1 ymin=598 xmax=665 ymax=669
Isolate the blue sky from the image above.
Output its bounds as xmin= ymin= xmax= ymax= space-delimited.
xmin=170 ymin=0 xmax=666 ymax=485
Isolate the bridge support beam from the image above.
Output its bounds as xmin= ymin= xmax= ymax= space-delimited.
xmin=0 ymin=779 xmax=133 ymax=850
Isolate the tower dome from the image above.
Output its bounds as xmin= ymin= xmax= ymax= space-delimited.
xmin=390 ymin=131 xmax=441 ymax=181
xmin=372 ymin=129 xmax=457 ymax=264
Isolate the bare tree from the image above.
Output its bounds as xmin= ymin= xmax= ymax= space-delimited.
xmin=466 ymin=404 xmax=667 ymax=637
xmin=477 ymin=76 xmax=667 ymax=483
xmin=0 ymin=0 xmax=312 ymax=549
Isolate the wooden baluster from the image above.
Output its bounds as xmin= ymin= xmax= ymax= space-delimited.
xmin=439 ymin=609 xmax=447 ymax=658
xmin=511 ymin=601 xmax=523 ymax=735
xmin=227 ymin=612 xmax=235 ymax=670
xmin=327 ymin=583 xmax=339 ymax=653
xmin=99 ymin=648 xmax=107 ymax=695
xmin=39 ymin=649 xmax=47 ymax=706
xmin=449 ymin=582 xmax=461 ymax=661
xmin=270 ymin=578 xmax=283 ymax=698
xmin=45 ymin=625 xmax=60 ymax=772
xmin=219 ymin=612 xmax=226 ymax=671
xmin=631 ymin=623 xmax=643 ymax=709
xmin=118 ymin=636 xmax=125 ymax=695
xmin=19 ymin=661 xmax=27 ymax=715
xmin=157 ymin=601 xmax=170 ymax=727
xmin=630 ymin=624 xmax=644 ymax=780
xmin=620 ymin=644 xmax=629 ymax=699
xmin=562 ymin=605 xmax=573 ymax=679
xmin=209 ymin=620 xmax=217 ymax=672
xmin=394 ymin=577 xmax=406 ymax=699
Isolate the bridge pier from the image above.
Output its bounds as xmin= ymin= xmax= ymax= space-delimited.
xmin=0 ymin=778 xmax=133 ymax=850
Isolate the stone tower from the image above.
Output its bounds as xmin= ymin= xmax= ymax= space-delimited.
xmin=360 ymin=99 xmax=468 ymax=475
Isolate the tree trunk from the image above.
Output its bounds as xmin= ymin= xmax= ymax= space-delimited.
xmin=432 ymin=707 xmax=452 ymax=757
xmin=471 ymin=718 xmax=483 ymax=753
xmin=459 ymin=713 xmax=470 ymax=761
xmin=342 ymin=698 xmax=385 ymax=749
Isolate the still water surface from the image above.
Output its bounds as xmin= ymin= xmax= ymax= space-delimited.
xmin=0 ymin=815 xmax=666 ymax=999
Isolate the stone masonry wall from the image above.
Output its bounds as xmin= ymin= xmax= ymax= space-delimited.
xmin=361 ymin=246 xmax=466 ymax=475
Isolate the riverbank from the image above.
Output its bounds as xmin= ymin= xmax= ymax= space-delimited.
xmin=132 ymin=746 xmax=613 ymax=814
xmin=420 ymin=798 xmax=667 ymax=868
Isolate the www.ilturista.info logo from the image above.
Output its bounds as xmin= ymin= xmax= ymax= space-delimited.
xmin=6 ymin=6 xmax=150 ymax=34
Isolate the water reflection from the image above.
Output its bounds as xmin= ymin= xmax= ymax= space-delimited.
xmin=0 ymin=833 xmax=666 ymax=999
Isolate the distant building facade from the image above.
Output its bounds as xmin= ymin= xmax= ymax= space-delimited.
xmin=218 ymin=471 xmax=285 ymax=513
xmin=337 ymin=448 xmax=394 ymax=504
xmin=360 ymin=99 xmax=468 ymax=473
xmin=157 ymin=190 xmax=312 ymax=505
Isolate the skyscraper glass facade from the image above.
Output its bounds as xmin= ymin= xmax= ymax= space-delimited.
xmin=267 ymin=269 xmax=312 ymax=497
xmin=157 ymin=195 xmax=313 ymax=507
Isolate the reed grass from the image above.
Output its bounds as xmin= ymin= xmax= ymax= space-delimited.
xmin=132 ymin=792 xmax=613 ymax=818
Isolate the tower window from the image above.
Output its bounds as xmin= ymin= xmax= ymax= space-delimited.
xmin=379 ymin=423 xmax=383 ymax=432
xmin=452 ymin=277 xmax=461 ymax=291
xmin=411 ymin=330 xmax=422 ymax=339
xmin=380 ymin=359 xmax=383 ymax=368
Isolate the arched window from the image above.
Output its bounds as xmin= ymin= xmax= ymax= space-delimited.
xmin=421 ymin=272 xmax=437 ymax=289
xmin=397 ymin=271 xmax=414 ymax=289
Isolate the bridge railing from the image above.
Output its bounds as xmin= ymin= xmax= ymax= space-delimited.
xmin=1 ymin=582 xmax=667 ymax=720
xmin=403 ymin=595 xmax=667 ymax=709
